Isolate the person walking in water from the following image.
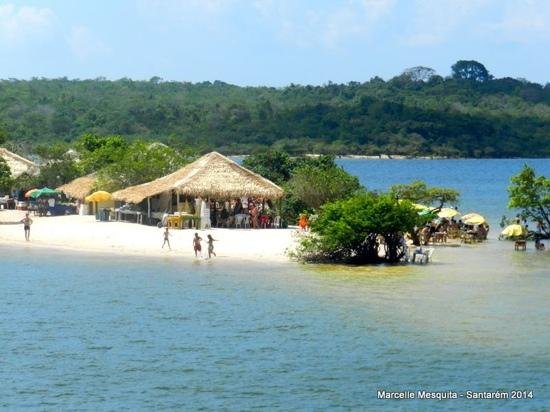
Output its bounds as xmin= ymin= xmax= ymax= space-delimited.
xmin=162 ymin=227 xmax=171 ymax=250
xmin=193 ymin=232 xmax=202 ymax=257
xmin=20 ymin=213 xmax=33 ymax=241
xmin=206 ymin=234 xmax=217 ymax=258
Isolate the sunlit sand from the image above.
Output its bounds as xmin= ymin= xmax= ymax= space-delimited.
xmin=0 ymin=210 xmax=297 ymax=262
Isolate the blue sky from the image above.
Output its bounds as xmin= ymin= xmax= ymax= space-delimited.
xmin=1 ymin=0 xmax=549 ymax=85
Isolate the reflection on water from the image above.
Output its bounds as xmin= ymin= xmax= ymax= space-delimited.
xmin=1 ymin=240 xmax=548 ymax=410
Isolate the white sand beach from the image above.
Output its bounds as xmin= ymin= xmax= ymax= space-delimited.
xmin=0 ymin=210 xmax=298 ymax=262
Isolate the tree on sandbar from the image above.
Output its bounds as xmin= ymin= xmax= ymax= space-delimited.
xmin=292 ymin=193 xmax=419 ymax=264
xmin=508 ymin=165 xmax=550 ymax=238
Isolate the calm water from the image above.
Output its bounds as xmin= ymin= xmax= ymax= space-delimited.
xmin=338 ymin=158 xmax=550 ymax=229
xmin=1 ymin=159 xmax=549 ymax=410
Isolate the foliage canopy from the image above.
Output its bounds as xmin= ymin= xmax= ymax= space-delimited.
xmin=0 ymin=157 xmax=12 ymax=193
xmin=288 ymin=163 xmax=362 ymax=210
xmin=389 ymin=180 xmax=459 ymax=209
xmin=2 ymin=60 xmax=550 ymax=158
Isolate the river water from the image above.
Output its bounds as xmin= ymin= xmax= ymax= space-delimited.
xmin=1 ymin=159 xmax=549 ymax=410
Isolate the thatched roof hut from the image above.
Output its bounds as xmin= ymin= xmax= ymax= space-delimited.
xmin=57 ymin=173 xmax=97 ymax=200
xmin=0 ymin=148 xmax=38 ymax=177
xmin=112 ymin=151 xmax=284 ymax=204
xmin=174 ymin=152 xmax=284 ymax=199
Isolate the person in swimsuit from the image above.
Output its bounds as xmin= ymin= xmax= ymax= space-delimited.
xmin=162 ymin=227 xmax=171 ymax=250
xmin=193 ymin=232 xmax=202 ymax=257
xmin=206 ymin=234 xmax=217 ymax=258
xmin=20 ymin=213 xmax=33 ymax=241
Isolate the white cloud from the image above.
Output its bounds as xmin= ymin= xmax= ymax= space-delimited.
xmin=67 ymin=26 xmax=111 ymax=61
xmin=0 ymin=4 xmax=55 ymax=47
xmin=489 ymin=0 xmax=550 ymax=42
xmin=253 ymin=0 xmax=395 ymax=48
xmin=403 ymin=0 xmax=491 ymax=46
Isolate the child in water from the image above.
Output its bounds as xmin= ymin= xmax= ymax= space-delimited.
xmin=20 ymin=213 xmax=33 ymax=241
xmin=207 ymin=234 xmax=217 ymax=258
xmin=162 ymin=227 xmax=171 ymax=250
xmin=193 ymin=232 xmax=202 ymax=257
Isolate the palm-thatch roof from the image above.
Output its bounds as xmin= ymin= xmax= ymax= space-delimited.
xmin=0 ymin=147 xmax=38 ymax=177
xmin=112 ymin=151 xmax=284 ymax=204
xmin=174 ymin=152 xmax=284 ymax=199
xmin=57 ymin=173 xmax=97 ymax=200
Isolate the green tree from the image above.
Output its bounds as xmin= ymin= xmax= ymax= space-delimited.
xmin=401 ymin=66 xmax=437 ymax=82
xmin=76 ymin=134 xmax=128 ymax=173
xmin=451 ymin=60 xmax=491 ymax=82
xmin=36 ymin=160 xmax=80 ymax=188
xmin=12 ymin=172 xmax=38 ymax=192
xmin=0 ymin=157 xmax=13 ymax=193
xmin=96 ymin=140 xmax=191 ymax=191
xmin=294 ymin=193 xmax=419 ymax=264
xmin=33 ymin=142 xmax=81 ymax=188
xmin=508 ymin=165 xmax=550 ymax=237
xmin=242 ymin=150 xmax=294 ymax=185
xmin=390 ymin=180 xmax=459 ymax=209
xmin=288 ymin=163 xmax=362 ymax=209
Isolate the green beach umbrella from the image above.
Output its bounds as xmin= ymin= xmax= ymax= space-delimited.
xmin=30 ymin=187 xmax=59 ymax=199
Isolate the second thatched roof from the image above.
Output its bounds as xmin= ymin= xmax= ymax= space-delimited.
xmin=0 ymin=147 xmax=38 ymax=177
xmin=112 ymin=151 xmax=284 ymax=204
xmin=57 ymin=173 xmax=97 ymax=200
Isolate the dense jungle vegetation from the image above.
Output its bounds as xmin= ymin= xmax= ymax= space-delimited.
xmin=1 ymin=61 xmax=549 ymax=158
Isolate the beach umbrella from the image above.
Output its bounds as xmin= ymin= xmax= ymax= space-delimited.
xmin=501 ymin=224 xmax=525 ymax=238
xmin=438 ymin=207 xmax=460 ymax=219
xmin=30 ymin=187 xmax=59 ymax=199
xmin=462 ymin=213 xmax=486 ymax=225
xmin=85 ymin=191 xmax=112 ymax=203
xmin=24 ymin=188 xmax=38 ymax=198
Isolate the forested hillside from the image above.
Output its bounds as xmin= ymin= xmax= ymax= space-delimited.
xmin=1 ymin=61 xmax=549 ymax=157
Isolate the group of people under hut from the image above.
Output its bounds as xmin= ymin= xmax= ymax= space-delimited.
xmin=419 ymin=217 xmax=490 ymax=245
xmin=205 ymin=197 xmax=278 ymax=229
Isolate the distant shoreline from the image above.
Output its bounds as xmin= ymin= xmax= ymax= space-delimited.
xmin=231 ymin=154 xmax=550 ymax=160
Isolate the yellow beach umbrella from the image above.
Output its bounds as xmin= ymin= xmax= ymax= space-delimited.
xmin=438 ymin=207 xmax=460 ymax=219
xmin=85 ymin=191 xmax=112 ymax=203
xmin=462 ymin=213 xmax=486 ymax=225
xmin=501 ymin=224 xmax=525 ymax=238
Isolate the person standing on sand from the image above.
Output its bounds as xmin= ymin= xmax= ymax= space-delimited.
xmin=193 ymin=232 xmax=203 ymax=257
xmin=206 ymin=234 xmax=217 ymax=258
xmin=20 ymin=213 xmax=33 ymax=241
xmin=162 ymin=227 xmax=171 ymax=250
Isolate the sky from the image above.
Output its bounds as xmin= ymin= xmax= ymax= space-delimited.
xmin=0 ymin=0 xmax=549 ymax=86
